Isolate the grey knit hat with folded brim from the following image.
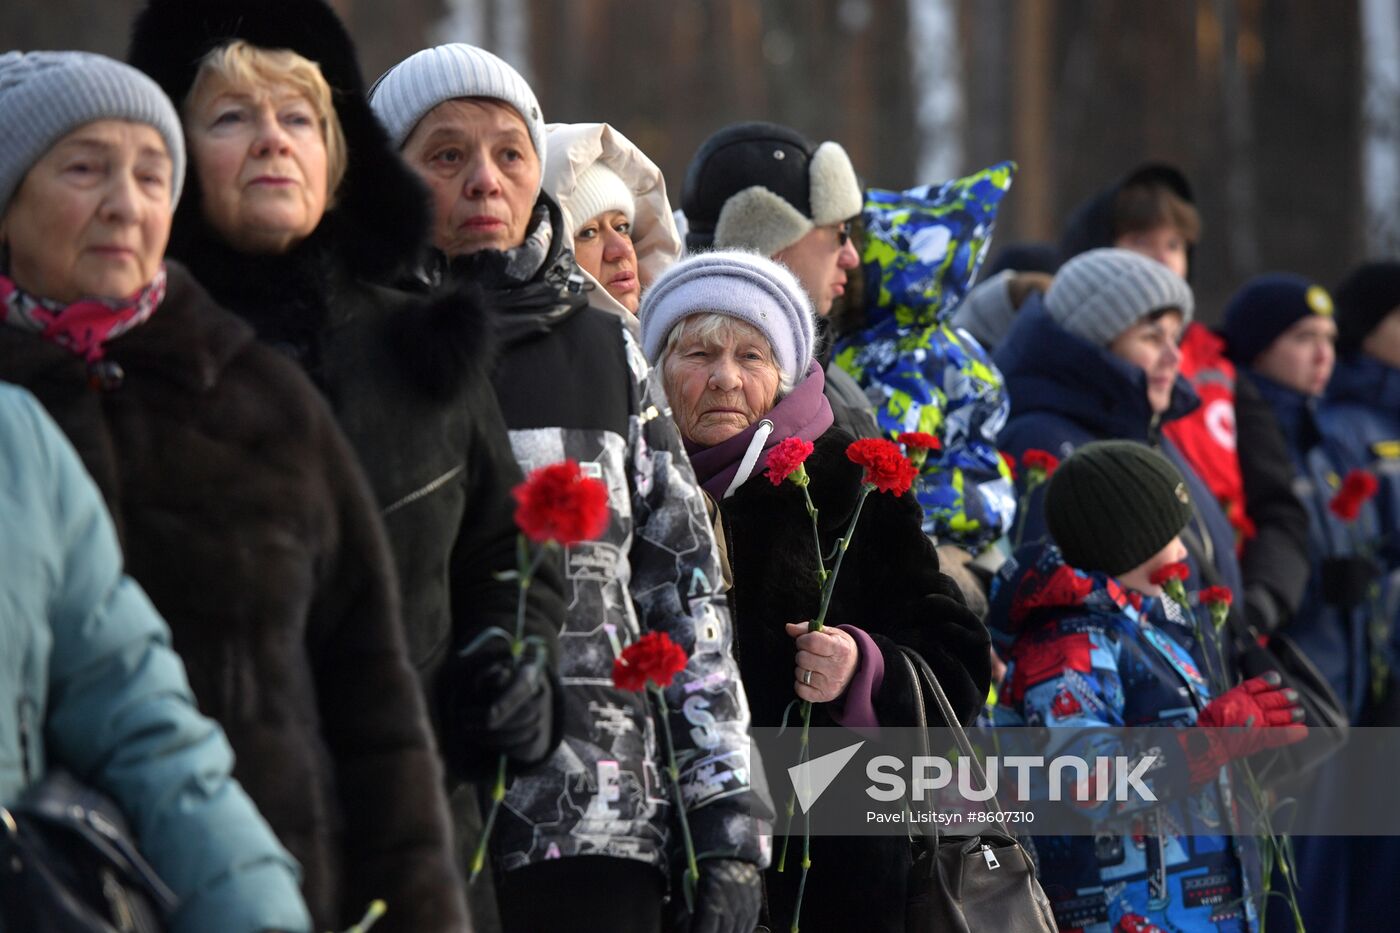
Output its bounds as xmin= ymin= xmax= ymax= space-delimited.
xmin=1045 ymin=248 xmax=1194 ymax=347
xmin=0 ymin=51 xmax=186 ymax=212
xmin=639 ymin=249 xmax=815 ymax=386
xmin=368 ymin=43 xmax=546 ymax=181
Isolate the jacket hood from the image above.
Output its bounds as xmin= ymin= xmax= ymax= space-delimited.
xmin=857 ymin=161 xmax=1016 ymax=332
xmin=995 ymin=296 xmax=1199 ymax=442
xmin=987 ymin=541 xmax=1139 ymax=644
xmin=128 ymin=0 xmax=432 ymax=284
xmin=543 ymin=122 xmax=681 ymax=322
xmin=1058 ymin=162 xmax=1194 ymax=268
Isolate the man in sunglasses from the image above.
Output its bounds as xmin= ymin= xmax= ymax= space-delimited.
xmin=681 ymin=121 xmax=878 ymax=438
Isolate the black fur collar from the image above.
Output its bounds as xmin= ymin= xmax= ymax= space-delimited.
xmin=129 ymin=0 xmax=432 ymax=284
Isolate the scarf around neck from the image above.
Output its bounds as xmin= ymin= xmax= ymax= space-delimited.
xmin=685 ymin=361 xmax=835 ymax=499
xmin=0 ymin=266 xmax=167 ymax=363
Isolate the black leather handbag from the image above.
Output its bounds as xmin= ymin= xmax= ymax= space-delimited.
xmin=0 ymin=770 xmax=175 ymax=932
xmin=899 ymin=648 xmax=1058 ymax=933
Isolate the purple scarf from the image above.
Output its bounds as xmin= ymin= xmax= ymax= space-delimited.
xmin=685 ymin=360 xmax=835 ymax=499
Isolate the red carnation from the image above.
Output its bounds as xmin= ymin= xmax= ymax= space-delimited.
xmin=897 ymin=432 xmax=942 ymax=452
xmin=1329 ymin=469 xmax=1380 ymax=522
xmin=1021 ymin=449 xmax=1060 ymax=478
xmin=765 ymin=437 xmax=815 ymax=487
xmin=512 ymin=460 xmax=610 ymax=546
xmin=1149 ymin=562 xmax=1190 ymax=586
xmin=612 ymin=632 xmax=689 ymax=692
xmin=1199 ymin=586 xmax=1234 ymax=606
xmin=846 ymin=438 xmax=919 ymax=496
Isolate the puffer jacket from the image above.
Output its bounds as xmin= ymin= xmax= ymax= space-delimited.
xmin=995 ymin=300 xmax=1244 ymax=605
xmin=0 ymin=383 xmax=309 ymax=933
xmin=832 ymin=162 xmax=1019 ymax=550
xmin=433 ymin=194 xmax=765 ymax=876
xmin=989 ymin=543 xmax=1255 ymax=933
xmin=543 ymin=121 xmax=682 ymax=324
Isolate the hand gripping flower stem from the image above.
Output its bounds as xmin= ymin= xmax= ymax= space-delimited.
xmin=468 ymin=460 xmax=610 ymax=884
xmin=775 ymin=439 xmax=916 ymax=933
xmin=1196 ymin=586 xmax=1305 ymax=931
xmin=468 ymin=536 xmax=549 ymax=883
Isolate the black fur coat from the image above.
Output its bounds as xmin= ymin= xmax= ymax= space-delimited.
xmin=0 ymin=264 xmax=463 ymax=931
xmin=718 ymin=428 xmax=992 ymax=933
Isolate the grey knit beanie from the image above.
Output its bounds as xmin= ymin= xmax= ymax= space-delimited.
xmin=1045 ymin=248 xmax=1194 ymax=347
xmin=368 ymin=44 xmax=545 ymax=181
xmin=0 ymin=51 xmax=185 ymax=212
xmin=639 ymin=250 xmax=815 ymax=385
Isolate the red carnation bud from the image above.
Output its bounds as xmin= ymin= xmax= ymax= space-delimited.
xmin=1199 ymin=585 xmax=1234 ymax=606
xmin=846 ymin=438 xmax=919 ymax=496
xmin=1149 ymin=562 xmax=1190 ymax=586
xmin=1021 ymin=449 xmax=1060 ymax=478
xmin=765 ymin=437 xmax=815 ymax=487
xmin=612 ymin=632 xmax=689 ymax=692
xmin=897 ymin=431 xmax=942 ymax=452
xmin=1330 ymin=469 xmax=1380 ymax=522
xmin=513 ymin=460 xmax=610 ymax=546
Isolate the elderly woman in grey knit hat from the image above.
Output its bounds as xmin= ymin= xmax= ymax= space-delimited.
xmin=0 ymin=47 xmax=467 ymax=932
xmin=640 ymin=250 xmax=990 ymax=933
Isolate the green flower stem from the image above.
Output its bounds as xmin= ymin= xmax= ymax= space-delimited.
xmin=811 ymin=485 xmax=873 ymax=632
xmin=471 ymin=535 xmax=551 ymax=883
xmin=800 ymin=484 xmax=828 ymax=586
xmin=790 ymin=809 xmax=813 ymax=933
xmin=654 ymin=685 xmax=700 ymax=908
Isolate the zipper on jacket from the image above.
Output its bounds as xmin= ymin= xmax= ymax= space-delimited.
xmin=382 ymin=464 xmax=464 ymax=516
xmin=980 ymin=844 xmax=1000 ymax=869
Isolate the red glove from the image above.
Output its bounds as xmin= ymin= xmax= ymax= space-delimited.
xmin=1177 ymin=673 xmax=1309 ymax=785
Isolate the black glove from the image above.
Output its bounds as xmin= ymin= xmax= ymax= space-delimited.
xmin=450 ymin=641 xmax=556 ymax=768
xmin=689 ymin=859 xmax=762 ymax=933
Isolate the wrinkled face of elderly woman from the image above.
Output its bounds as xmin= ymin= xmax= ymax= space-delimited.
xmin=662 ymin=314 xmax=784 ymax=446
xmin=184 ymin=42 xmax=346 ymax=255
xmin=1 ymin=120 xmax=173 ymax=303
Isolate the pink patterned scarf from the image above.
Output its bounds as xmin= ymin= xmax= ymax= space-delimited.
xmin=0 ymin=265 xmax=167 ymax=363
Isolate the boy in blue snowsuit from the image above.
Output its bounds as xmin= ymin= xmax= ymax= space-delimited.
xmin=989 ymin=441 xmax=1308 ymax=932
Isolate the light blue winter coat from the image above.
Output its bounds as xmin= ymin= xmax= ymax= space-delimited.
xmin=0 ymin=383 xmax=309 ymax=933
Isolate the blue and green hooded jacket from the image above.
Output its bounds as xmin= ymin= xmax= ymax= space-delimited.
xmin=832 ymin=162 xmax=1017 ymax=550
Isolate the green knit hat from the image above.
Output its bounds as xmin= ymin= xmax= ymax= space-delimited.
xmin=1045 ymin=441 xmax=1193 ymax=576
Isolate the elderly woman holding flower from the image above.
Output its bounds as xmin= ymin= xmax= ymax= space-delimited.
xmin=639 ymin=250 xmax=991 ymax=933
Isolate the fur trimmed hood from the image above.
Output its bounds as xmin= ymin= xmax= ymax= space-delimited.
xmin=681 ymin=121 xmax=862 ymax=255
xmin=543 ymin=122 xmax=681 ymax=320
xmin=128 ymin=0 xmax=431 ymax=284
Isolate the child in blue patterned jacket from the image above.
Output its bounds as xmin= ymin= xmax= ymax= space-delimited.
xmin=988 ymin=441 xmax=1308 ymax=933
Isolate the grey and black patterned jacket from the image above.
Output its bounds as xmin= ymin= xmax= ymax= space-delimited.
xmin=438 ymin=195 xmax=767 ymax=877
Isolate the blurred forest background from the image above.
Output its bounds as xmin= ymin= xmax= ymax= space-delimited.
xmin=6 ymin=0 xmax=1399 ymax=316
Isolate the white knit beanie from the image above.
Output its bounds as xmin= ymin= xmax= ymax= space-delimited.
xmin=567 ymin=162 xmax=634 ymax=235
xmin=368 ymin=43 xmax=546 ymax=180
xmin=1045 ymin=248 xmax=1195 ymax=347
xmin=0 ymin=51 xmax=186 ymax=212
xmin=639 ymin=250 xmax=815 ymax=385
